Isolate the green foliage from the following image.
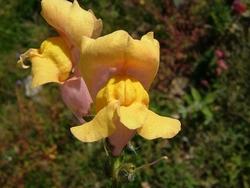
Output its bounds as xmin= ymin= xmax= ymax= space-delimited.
xmin=208 ymin=0 xmax=233 ymax=34
xmin=179 ymin=87 xmax=215 ymax=124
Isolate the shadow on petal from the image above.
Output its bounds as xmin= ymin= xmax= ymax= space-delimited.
xmin=108 ymin=114 xmax=136 ymax=156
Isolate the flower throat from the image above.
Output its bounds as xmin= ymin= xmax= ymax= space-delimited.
xmin=95 ymin=76 xmax=150 ymax=112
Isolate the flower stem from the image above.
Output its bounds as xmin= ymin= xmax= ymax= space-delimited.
xmin=135 ymin=156 xmax=168 ymax=171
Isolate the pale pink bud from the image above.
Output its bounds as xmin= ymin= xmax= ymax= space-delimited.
xmin=60 ymin=76 xmax=93 ymax=123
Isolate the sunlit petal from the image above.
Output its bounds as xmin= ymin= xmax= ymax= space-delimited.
xmin=80 ymin=30 xmax=129 ymax=98
xmin=18 ymin=37 xmax=72 ymax=87
xmin=117 ymin=103 xmax=147 ymax=129
xmin=70 ymin=102 xmax=117 ymax=142
xmin=137 ymin=110 xmax=181 ymax=140
xmin=79 ymin=30 xmax=159 ymax=98
xmin=126 ymin=32 xmax=159 ymax=90
xmin=41 ymin=0 xmax=102 ymax=47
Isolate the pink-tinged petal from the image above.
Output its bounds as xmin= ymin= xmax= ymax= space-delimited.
xmin=60 ymin=76 xmax=92 ymax=123
xmin=41 ymin=0 xmax=102 ymax=47
xmin=59 ymin=33 xmax=81 ymax=67
xmin=79 ymin=30 xmax=159 ymax=98
xmin=108 ymin=115 xmax=136 ymax=156
xmin=80 ymin=31 xmax=129 ymax=98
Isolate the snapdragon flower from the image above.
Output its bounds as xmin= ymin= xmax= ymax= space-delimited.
xmin=71 ymin=31 xmax=181 ymax=155
xmin=17 ymin=0 xmax=102 ymax=122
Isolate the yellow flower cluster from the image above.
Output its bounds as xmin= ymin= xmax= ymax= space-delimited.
xmin=18 ymin=0 xmax=181 ymax=155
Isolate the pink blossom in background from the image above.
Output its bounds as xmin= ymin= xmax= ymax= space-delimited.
xmin=216 ymin=67 xmax=223 ymax=76
xmin=232 ymin=0 xmax=247 ymax=14
xmin=215 ymin=49 xmax=225 ymax=59
xmin=200 ymin=79 xmax=209 ymax=87
xmin=216 ymin=60 xmax=228 ymax=70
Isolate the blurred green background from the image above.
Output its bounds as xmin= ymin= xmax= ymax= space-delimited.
xmin=0 ymin=0 xmax=250 ymax=187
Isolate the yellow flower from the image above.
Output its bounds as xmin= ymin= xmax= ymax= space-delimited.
xmin=17 ymin=37 xmax=72 ymax=87
xmin=17 ymin=0 xmax=102 ymax=121
xmin=41 ymin=0 xmax=102 ymax=46
xmin=17 ymin=0 xmax=102 ymax=87
xmin=79 ymin=30 xmax=159 ymax=98
xmin=71 ymin=31 xmax=181 ymax=155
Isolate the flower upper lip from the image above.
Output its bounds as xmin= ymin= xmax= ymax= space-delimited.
xmin=79 ymin=30 xmax=160 ymax=98
xmin=41 ymin=0 xmax=102 ymax=47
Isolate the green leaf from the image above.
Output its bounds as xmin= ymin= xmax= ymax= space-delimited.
xmin=205 ymin=93 xmax=216 ymax=104
xmin=184 ymin=94 xmax=193 ymax=105
xmin=201 ymin=107 xmax=213 ymax=120
xmin=191 ymin=87 xmax=202 ymax=102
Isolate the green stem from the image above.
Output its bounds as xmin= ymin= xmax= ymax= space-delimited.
xmin=111 ymin=157 xmax=121 ymax=188
xmin=135 ymin=156 xmax=168 ymax=171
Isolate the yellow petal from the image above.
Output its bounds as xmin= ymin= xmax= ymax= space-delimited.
xmin=79 ymin=30 xmax=159 ymax=98
xmin=41 ymin=0 xmax=102 ymax=46
xmin=32 ymin=55 xmax=61 ymax=87
xmin=95 ymin=76 xmax=149 ymax=112
xmin=17 ymin=49 xmax=38 ymax=69
xmin=80 ymin=30 xmax=129 ymax=98
xmin=116 ymin=103 xmax=148 ymax=130
xmin=88 ymin=9 xmax=103 ymax=39
xmin=70 ymin=102 xmax=117 ymax=142
xmin=126 ymin=32 xmax=160 ymax=90
xmin=17 ymin=37 xmax=72 ymax=87
xmin=137 ymin=110 xmax=181 ymax=140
